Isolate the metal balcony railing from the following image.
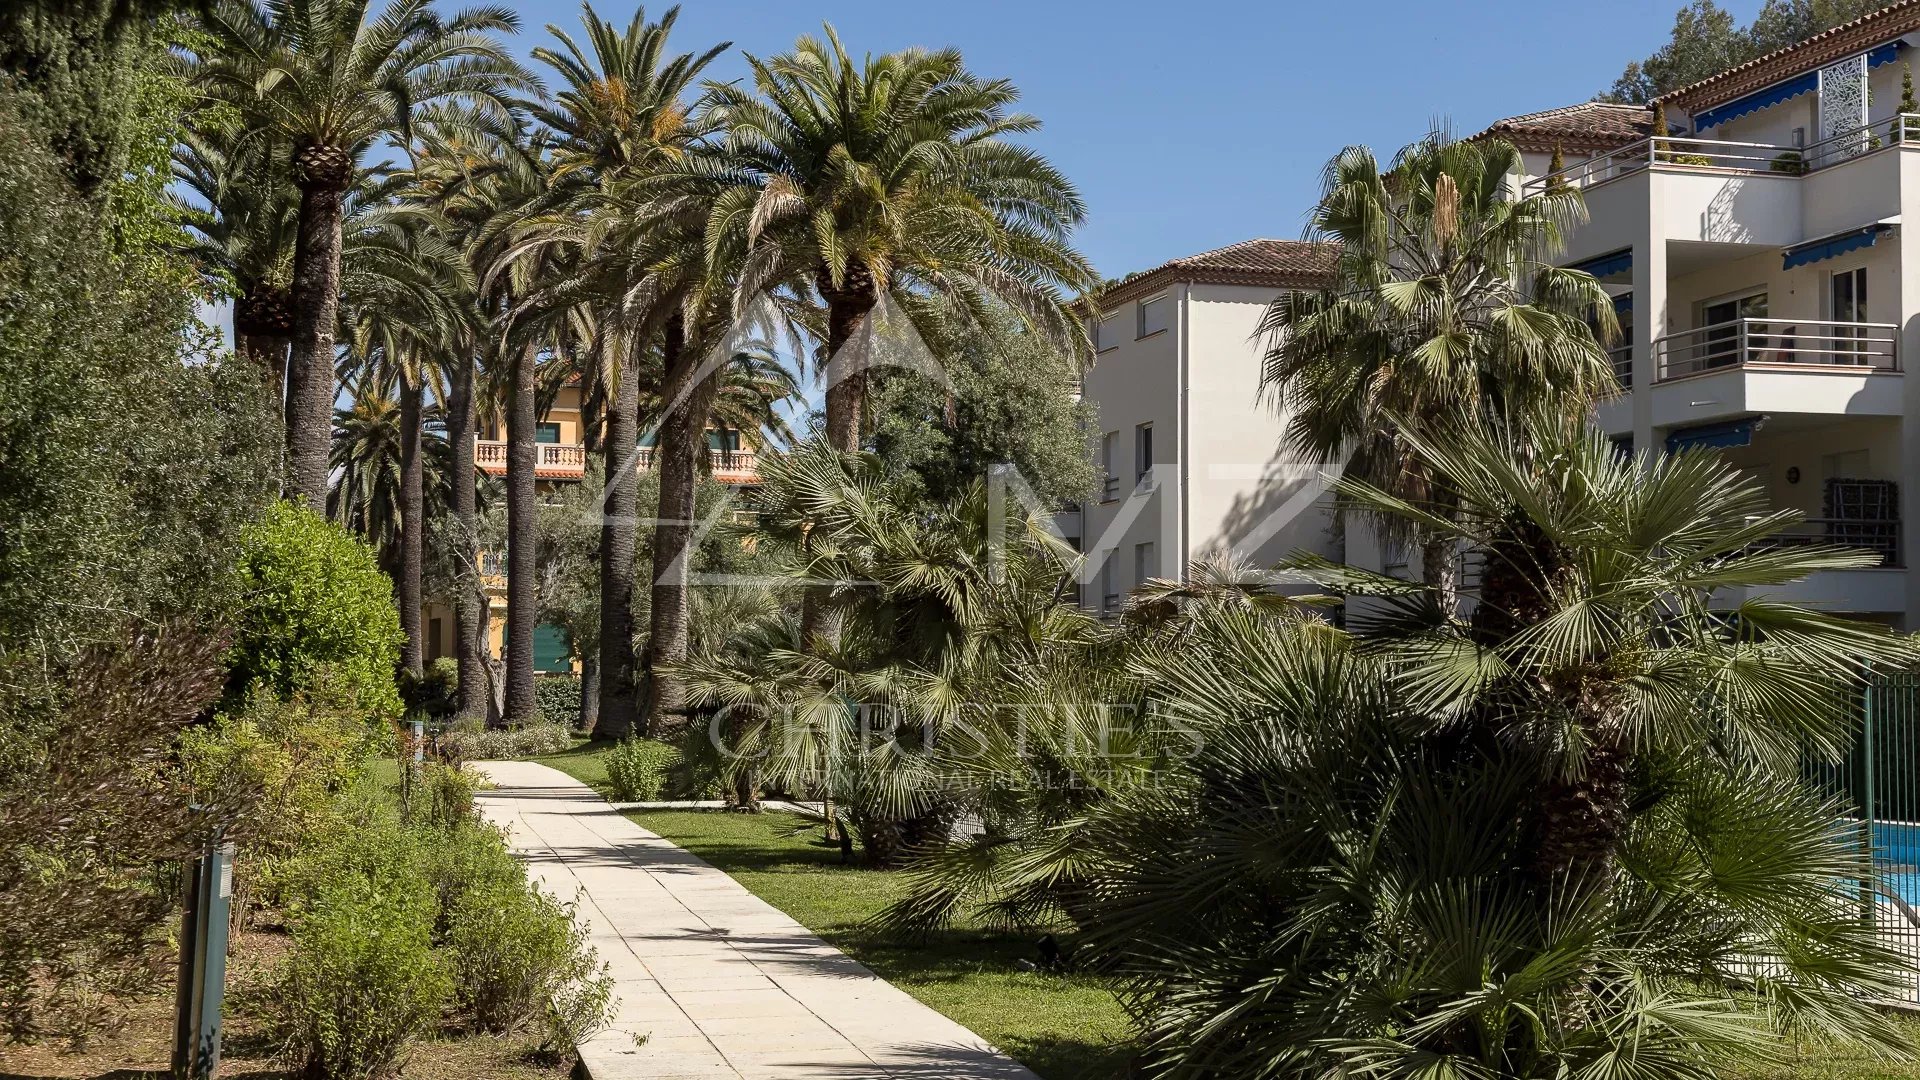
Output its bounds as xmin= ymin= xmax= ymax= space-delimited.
xmin=1654 ymin=317 xmax=1898 ymax=381
xmin=1521 ymin=113 xmax=1920 ymax=195
xmin=1751 ymin=517 xmax=1902 ymax=567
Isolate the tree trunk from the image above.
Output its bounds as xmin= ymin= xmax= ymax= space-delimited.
xmin=593 ymin=338 xmax=641 ymax=741
xmin=504 ymin=342 xmax=539 ymax=727
xmin=804 ymin=265 xmax=880 ymax=649
xmin=644 ymin=314 xmax=722 ymax=735
xmin=397 ymin=371 xmax=425 ymax=677
xmin=286 ymin=182 xmax=343 ymax=506
xmin=447 ymin=349 xmax=488 ymax=725
xmin=579 ymin=654 xmax=600 ymax=733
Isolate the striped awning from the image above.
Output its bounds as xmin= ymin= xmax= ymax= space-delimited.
xmin=1782 ymin=223 xmax=1891 ymax=270
xmin=1665 ymin=418 xmax=1760 ymax=454
xmin=1694 ymin=42 xmax=1900 ymax=130
xmin=1569 ymin=248 xmax=1632 ymax=279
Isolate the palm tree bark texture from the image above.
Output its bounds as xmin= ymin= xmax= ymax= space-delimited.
xmin=446 ymin=344 xmax=489 ymax=724
xmin=285 ymin=142 xmax=351 ymax=504
xmin=593 ymin=339 xmax=642 ymax=741
xmin=505 ymin=342 xmax=540 ymax=726
xmin=397 ymin=371 xmax=425 ymax=676
xmin=644 ymin=314 xmax=722 ymax=735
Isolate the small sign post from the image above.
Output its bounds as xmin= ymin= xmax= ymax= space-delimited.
xmin=172 ymin=828 xmax=234 ymax=1080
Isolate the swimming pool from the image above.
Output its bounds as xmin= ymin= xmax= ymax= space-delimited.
xmin=1871 ymin=820 xmax=1920 ymax=906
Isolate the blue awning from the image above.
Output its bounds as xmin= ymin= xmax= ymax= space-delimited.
xmin=1695 ymin=42 xmax=1900 ymax=130
xmin=1782 ymin=223 xmax=1890 ymax=270
xmin=1612 ymin=291 xmax=1633 ymax=313
xmin=1569 ymin=249 xmax=1632 ymax=279
xmin=1666 ymin=419 xmax=1759 ymax=454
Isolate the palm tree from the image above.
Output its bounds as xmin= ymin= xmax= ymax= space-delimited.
xmin=521 ymin=2 xmax=729 ymax=740
xmin=1258 ymin=132 xmax=1617 ymax=608
xmin=639 ymin=347 xmax=799 ymax=461
xmin=707 ymin=27 xmax=1096 ymax=456
xmin=193 ymin=0 xmax=529 ymax=504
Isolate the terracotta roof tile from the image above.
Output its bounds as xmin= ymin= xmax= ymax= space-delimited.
xmin=1092 ymin=238 xmax=1337 ymax=310
xmin=1664 ymin=0 xmax=1920 ymax=112
xmin=1472 ymin=101 xmax=1655 ymax=153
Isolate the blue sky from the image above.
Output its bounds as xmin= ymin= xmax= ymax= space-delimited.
xmin=498 ymin=0 xmax=1771 ymax=280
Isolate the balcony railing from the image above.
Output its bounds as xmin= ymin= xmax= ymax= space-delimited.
xmin=474 ymin=440 xmax=589 ymax=478
xmin=1752 ymin=517 xmax=1902 ymax=567
xmin=1522 ymin=114 xmax=1920 ymax=195
xmin=1654 ymin=317 xmax=1898 ymax=381
xmin=475 ymin=439 xmax=760 ymax=483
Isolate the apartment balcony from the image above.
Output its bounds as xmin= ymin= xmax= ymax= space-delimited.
xmin=474 ymin=440 xmax=589 ymax=480
xmin=1525 ymin=115 xmax=1920 ymax=196
xmin=474 ymin=440 xmax=763 ymax=486
xmin=1635 ymin=318 xmax=1902 ymax=428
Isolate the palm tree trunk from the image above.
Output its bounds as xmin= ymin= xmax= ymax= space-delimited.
xmin=398 ymin=371 xmax=425 ymax=677
xmin=579 ymin=653 xmax=600 ymax=732
xmin=504 ymin=342 xmax=539 ymax=726
xmin=593 ymin=338 xmax=641 ymax=741
xmin=806 ymin=266 xmax=879 ymax=649
xmin=447 ymin=349 xmax=488 ymax=725
xmin=644 ymin=315 xmax=721 ymax=736
xmin=286 ymin=182 xmax=344 ymax=505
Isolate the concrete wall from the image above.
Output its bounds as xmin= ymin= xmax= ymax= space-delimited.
xmin=1184 ymin=284 xmax=1338 ymax=572
xmin=1719 ymin=417 xmax=1901 ymax=517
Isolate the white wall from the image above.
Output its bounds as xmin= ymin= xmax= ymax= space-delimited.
xmin=1184 ymin=284 xmax=1339 ymax=574
xmin=1079 ymin=291 xmax=1181 ymax=610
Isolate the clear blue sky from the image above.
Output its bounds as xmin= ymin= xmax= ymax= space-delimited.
xmin=496 ymin=0 xmax=1772 ymax=280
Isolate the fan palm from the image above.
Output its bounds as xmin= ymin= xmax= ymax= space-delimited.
xmin=192 ymin=0 xmax=530 ymax=504
xmin=1258 ymin=132 xmax=1617 ymax=607
xmin=706 ymin=26 xmax=1097 ymax=454
xmin=1287 ymin=405 xmax=1914 ymax=888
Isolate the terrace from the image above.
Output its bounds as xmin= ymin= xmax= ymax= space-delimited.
xmin=1520 ymin=113 xmax=1920 ymax=195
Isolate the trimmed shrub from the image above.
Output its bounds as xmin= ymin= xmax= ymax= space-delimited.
xmin=533 ymin=676 xmax=582 ymax=729
xmin=399 ymin=658 xmax=458 ymax=720
xmin=226 ymin=502 xmax=404 ymax=724
xmin=438 ymin=723 xmax=572 ymax=761
xmin=604 ymin=739 xmax=681 ymax=802
xmin=445 ymin=878 xmax=611 ymax=1036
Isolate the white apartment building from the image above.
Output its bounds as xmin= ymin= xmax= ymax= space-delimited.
xmin=1080 ymin=0 xmax=1920 ymax=626
xmin=1075 ymin=240 xmax=1341 ymax=614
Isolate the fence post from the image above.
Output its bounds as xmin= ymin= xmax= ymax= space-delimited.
xmin=1864 ymin=675 xmax=1879 ymax=927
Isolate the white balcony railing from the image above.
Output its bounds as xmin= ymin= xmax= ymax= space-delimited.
xmin=1654 ymin=317 xmax=1898 ymax=381
xmin=474 ymin=439 xmax=589 ymax=478
xmin=1522 ymin=114 xmax=1920 ymax=195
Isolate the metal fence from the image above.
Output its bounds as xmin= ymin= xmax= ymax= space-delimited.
xmin=1808 ymin=670 xmax=1920 ymax=1000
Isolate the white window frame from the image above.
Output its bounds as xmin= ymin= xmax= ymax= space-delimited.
xmin=1134 ymin=422 xmax=1154 ymax=487
xmin=1095 ymin=314 xmax=1122 ymax=353
xmin=1134 ymin=541 xmax=1156 ymax=587
xmin=1101 ymin=431 xmax=1120 ymax=501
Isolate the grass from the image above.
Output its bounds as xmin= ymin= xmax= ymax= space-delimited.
xmin=1731 ymin=1014 xmax=1920 ymax=1079
xmin=529 ymin=735 xmax=612 ymax=792
xmin=625 ymin=809 xmax=1136 ymax=1080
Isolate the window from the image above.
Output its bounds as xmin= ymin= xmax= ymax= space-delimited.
xmin=1137 ymin=295 xmax=1169 ymax=338
xmin=536 ymin=422 xmax=561 ymax=444
xmin=1100 ymin=558 xmax=1117 ymax=613
xmin=1831 ymin=267 xmax=1868 ymax=357
xmin=706 ymin=427 xmax=742 ymax=452
xmin=1101 ymin=432 xmax=1120 ymax=501
xmin=1095 ymin=315 xmax=1122 ymax=352
xmin=1701 ymin=290 xmax=1767 ymax=368
xmin=1135 ymin=423 xmax=1154 ymax=486
xmin=1134 ymin=541 xmax=1156 ymax=586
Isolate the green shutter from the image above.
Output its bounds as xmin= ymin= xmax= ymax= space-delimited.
xmin=532 ymin=623 xmax=572 ymax=673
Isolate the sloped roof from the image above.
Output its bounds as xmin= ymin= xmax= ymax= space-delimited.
xmin=1473 ymin=101 xmax=1655 ymax=153
xmin=1663 ymin=0 xmax=1920 ymax=111
xmin=1092 ymin=238 xmax=1338 ymax=311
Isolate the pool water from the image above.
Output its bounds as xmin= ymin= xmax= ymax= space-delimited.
xmin=1873 ymin=821 xmax=1920 ymax=906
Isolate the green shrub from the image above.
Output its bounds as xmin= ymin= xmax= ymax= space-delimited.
xmin=1770 ymin=150 xmax=1805 ymax=174
xmin=604 ymin=738 xmax=681 ymax=801
xmin=408 ymin=762 xmax=478 ymax=834
xmin=226 ymin=502 xmax=404 ymax=724
xmin=533 ymin=676 xmax=582 ymax=729
xmin=446 ymin=877 xmax=611 ymax=1037
xmin=270 ymin=873 xmax=451 ymax=1080
xmin=420 ymin=821 xmax=523 ymax=941
xmin=1668 ymin=152 xmax=1713 ymax=166
xmin=438 ymin=723 xmax=573 ymax=761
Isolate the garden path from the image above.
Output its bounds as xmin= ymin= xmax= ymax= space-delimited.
xmin=471 ymin=760 xmax=1041 ymax=1080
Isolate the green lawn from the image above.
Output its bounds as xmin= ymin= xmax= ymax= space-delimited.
xmin=625 ymin=809 xmax=1136 ymax=1080
xmin=530 ymin=736 xmax=612 ymax=791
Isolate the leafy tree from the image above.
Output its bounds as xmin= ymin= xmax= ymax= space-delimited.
xmin=868 ymin=304 xmax=1097 ymax=510
xmin=1607 ymin=0 xmax=1887 ymax=103
xmin=225 ymin=501 xmax=406 ymax=724
xmin=1258 ymin=133 xmax=1614 ymax=607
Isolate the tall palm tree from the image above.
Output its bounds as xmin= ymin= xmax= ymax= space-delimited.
xmin=1258 ymin=132 xmax=1617 ymax=607
xmin=193 ymin=0 xmax=530 ymax=504
xmin=707 ymin=27 xmax=1096 ymax=455
xmin=522 ymin=2 xmax=728 ymax=740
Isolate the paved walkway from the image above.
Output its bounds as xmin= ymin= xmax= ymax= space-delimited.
xmin=471 ymin=761 xmax=1041 ymax=1080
